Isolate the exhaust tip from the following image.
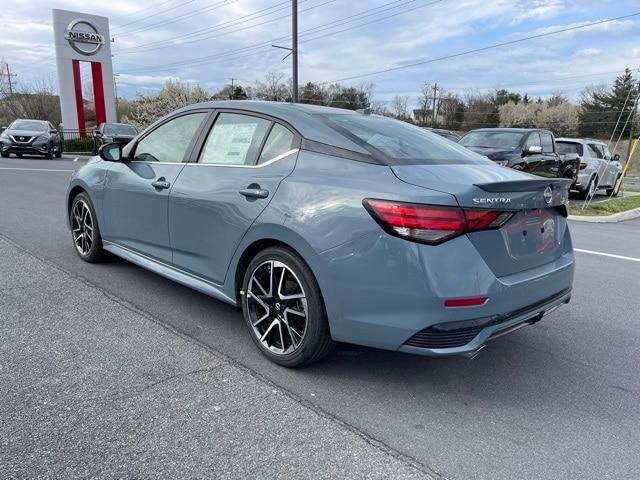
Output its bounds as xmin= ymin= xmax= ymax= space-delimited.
xmin=462 ymin=345 xmax=486 ymax=360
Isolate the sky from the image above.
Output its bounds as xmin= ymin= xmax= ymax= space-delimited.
xmin=2 ymin=0 xmax=640 ymax=108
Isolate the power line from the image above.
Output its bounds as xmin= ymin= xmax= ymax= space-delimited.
xmin=117 ymin=0 xmax=438 ymax=73
xmin=116 ymin=0 xmax=296 ymax=52
xmin=118 ymin=0 xmax=239 ymax=37
xmin=112 ymin=0 xmax=199 ymax=31
xmin=320 ymin=12 xmax=640 ymax=84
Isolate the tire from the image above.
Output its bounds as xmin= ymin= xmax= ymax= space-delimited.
xmin=45 ymin=143 xmax=53 ymax=159
xmin=69 ymin=192 xmax=106 ymax=263
xmin=606 ymin=175 xmax=621 ymax=197
xmin=579 ymin=175 xmax=597 ymax=199
xmin=55 ymin=143 xmax=62 ymax=158
xmin=0 ymin=151 xmax=8 ymax=158
xmin=241 ymin=246 xmax=334 ymax=367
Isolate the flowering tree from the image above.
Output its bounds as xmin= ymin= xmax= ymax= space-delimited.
xmin=123 ymin=80 xmax=210 ymax=129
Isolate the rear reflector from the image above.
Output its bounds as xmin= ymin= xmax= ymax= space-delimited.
xmin=363 ymin=199 xmax=514 ymax=245
xmin=444 ymin=297 xmax=488 ymax=308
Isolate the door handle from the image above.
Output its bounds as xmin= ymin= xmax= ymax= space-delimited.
xmin=151 ymin=178 xmax=171 ymax=190
xmin=239 ymin=188 xmax=269 ymax=199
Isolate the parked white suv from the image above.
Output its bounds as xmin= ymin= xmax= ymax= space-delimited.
xmin=556 ymin=138 xmax=623 ymax=197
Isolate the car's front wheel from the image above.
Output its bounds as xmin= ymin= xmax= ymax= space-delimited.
xmin=70 ymin=193 xmax=106 ymax=262
xmin=45 ymin=142 xmax=53 ymax=159
xmin=241 ymin=247 xmax=334 ymax=367
xmin=0 ymin=151 xmax=8 ymax=158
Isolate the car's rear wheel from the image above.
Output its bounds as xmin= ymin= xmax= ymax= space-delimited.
xmin=70 ymin=193 xmax=106 ymax=263
xmin=606 ymin=175 xmax=621 ymax=197
xmin=579 ymin=175 xmax=597 ymax=199
xmin=241 ymin=247 xmax=334 ymax=367
xmin=0 ymin=151 xmax=8 ymax=158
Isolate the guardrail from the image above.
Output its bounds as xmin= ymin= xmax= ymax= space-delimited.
xmin=61 ymin=130 xmax=94 ymax=154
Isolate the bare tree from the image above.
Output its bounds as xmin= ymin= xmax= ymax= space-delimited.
xmin=390 ymin=95 xmax=410 ymax=120
xmin=415 ymin=83 xmax=434 ymax=125
xmin=0 ymin=73 xmax=61 ymax=126
xmin=254 ymin=72 xmax=290 ymax=102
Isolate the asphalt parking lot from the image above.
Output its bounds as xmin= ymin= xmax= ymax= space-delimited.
xmin=1 ymin=154 xmax=639 ymax=479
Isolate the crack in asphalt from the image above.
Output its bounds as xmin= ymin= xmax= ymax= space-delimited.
xmin=0 ymin=232 xmax=447 ymax=480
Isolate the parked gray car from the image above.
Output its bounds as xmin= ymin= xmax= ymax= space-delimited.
xmin=66 ymin=101 xmax=574 ymax=367
xmin=1 ymin=119 xmax=62 ymax=158
xmin=556 ymin=138 xmax=623 ymax=197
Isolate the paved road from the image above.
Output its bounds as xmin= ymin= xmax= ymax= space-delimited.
xmin=1 ymin=155 xmax=639 ymax=479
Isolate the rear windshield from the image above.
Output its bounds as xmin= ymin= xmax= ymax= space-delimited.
xmin=9 ymin=120 xmax=47 ymax=132
xmin=460 ymin=131 xmax=524 ymax=150
xmin=104 ymin=124 xmax=137 ymax=136
xmin=556 ymin=141 xmax=584 ymax=156
xmin=319 ymin=114 xmax=489 ymax=165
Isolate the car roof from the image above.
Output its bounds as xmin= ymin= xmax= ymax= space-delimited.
xmin=177 ymin=100 xmax=370 ymax=154
xmin=556 ymin=137 xmax=604 ymax=145
xmin=468 ymin=127 xmax=549 ymax=133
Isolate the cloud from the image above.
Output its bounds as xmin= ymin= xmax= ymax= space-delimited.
xmin=0 ymin=0 xmax=636 ymax=104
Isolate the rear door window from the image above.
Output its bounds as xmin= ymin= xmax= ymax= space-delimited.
xmin=258 ymin=124 xmax=295 ymax=164
xmin=588 ymin=144 xmax=604 ymax=159
xmin=540 ymin=133 xmax=554 ymax=153
xmin=199 ymin=113 xmax=271 ymax=165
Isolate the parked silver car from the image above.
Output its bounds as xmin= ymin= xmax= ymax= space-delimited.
xmin=556 ymin=138 xmax=623 ymax=197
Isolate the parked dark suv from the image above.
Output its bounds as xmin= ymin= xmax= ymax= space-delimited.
xmin=0 ymin=119 xmax=62 ymax=159
xmin=92 ymin=123 xmax=138 ymax=154
xmin=460 ymin=128 xmax=578 ymax=180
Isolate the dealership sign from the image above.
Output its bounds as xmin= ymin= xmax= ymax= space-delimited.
xmin=64 ymin=19 xmax=105 ymax=56
xmin=53 ymin=9 xmax=116 ymax=133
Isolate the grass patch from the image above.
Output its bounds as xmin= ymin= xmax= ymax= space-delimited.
xmin=570 ymin=193 xmax=640 ymax=216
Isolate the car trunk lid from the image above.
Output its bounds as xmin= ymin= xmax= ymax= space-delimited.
xmin=391 ymin=164 xmax=571 ymax=276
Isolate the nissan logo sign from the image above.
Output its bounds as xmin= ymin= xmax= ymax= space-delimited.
xmin=64 ymin=19 xmax=105 ymax=56
xmin=543 ymin=186 xmax=553 ymax=205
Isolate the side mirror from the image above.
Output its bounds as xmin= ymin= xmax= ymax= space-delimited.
xmin=50 ymin=129 xmax=58 ymax=134
xmin=524 ymin=145 xmax=542 ymax=155
xmin=613 ymin=153 xmax=620 ymax=162
xmin=99 ymin=142 xmax=122 ymax=162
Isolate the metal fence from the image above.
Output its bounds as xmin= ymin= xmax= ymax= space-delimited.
xmin=60 ymin=130 xmax=94 ymax=154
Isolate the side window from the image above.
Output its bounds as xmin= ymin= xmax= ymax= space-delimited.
xmin=258 ymin=124 xmax=295 ymax=164
xmin=588 ymin=144 xmax=604 ymax=159
xmin=525 ymin=133 xmax=541 ymax=148
xmin=540 ymin=133 xmax=554 ymax=153
xmin=199 ymin=113 xmax=271 ymax=165
xmin=133 ymin=113 xmax=206 ymax=162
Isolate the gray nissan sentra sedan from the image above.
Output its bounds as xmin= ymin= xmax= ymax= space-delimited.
xmin=66 ymin=101 xmax=574 ymax=367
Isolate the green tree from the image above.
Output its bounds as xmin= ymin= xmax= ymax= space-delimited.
xmin=579 ymin=68 xmax=638 ymax=138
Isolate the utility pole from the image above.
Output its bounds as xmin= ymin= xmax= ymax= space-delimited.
xmin=292 ymin=0 xmax=298 ymax=103
xmin=431 ymin=83 xmax=439 ymax=126
xmin=271 ymin=0 xmax=299 ymax=103
xmin=113 ymin=74 xmax=120 ymax=122
xmin=1 ymin=63 xmax=17 ymax=96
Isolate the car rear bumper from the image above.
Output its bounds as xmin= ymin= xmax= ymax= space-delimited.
xmin=397 ymin=287 xmax=571 ymax=356
xmin=317 ymin=230 xmax=575 ymax=355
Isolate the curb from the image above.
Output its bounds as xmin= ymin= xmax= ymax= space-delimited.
xmin=569 ymin=207 xmax=640 ymax=223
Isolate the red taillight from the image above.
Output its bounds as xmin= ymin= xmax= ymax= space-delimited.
xmin=444 ymin=297 xmax=488 ymax=308
xmin=579 ymin=158 xmax=587 ymax=170
xmin=363 ymin=199 xmax=514 ymax=245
